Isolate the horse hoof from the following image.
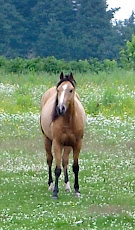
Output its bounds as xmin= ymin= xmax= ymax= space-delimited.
xmin=65 ymin=188 xmax=71 ymax=192
xmin=48 ymin=183 xmax=54 ymax=191
xmin=65 ymin=182 xmax=71 ymax=192
xmin=75 ymin=192 xmax=81 ymax=198
xmin=52 ymin=194 xmax=58 ymax=199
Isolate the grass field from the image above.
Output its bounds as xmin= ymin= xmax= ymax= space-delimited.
xmin=0 ymin=70 xmax=135 ymax=229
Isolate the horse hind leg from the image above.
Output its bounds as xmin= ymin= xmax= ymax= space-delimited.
xmin=44 ymin=136 xmax=53 ymax=191
xmin=62 ymin=147 xmax=72 ymax=192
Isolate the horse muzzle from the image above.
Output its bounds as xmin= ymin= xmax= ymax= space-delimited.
xmin=57 ymin=105 xmax=66 ymax=115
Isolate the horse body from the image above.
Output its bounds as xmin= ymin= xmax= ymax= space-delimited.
xmin=40 ymin=73 xmax=85 ymax=198
xmin=41 ymin=88 xmax=85 ymax=142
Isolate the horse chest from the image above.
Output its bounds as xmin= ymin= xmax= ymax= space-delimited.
xmin=62 ymin=132 xmax=75 ymax=146
xmin=60 ymin=126 xmax=81 ymax=146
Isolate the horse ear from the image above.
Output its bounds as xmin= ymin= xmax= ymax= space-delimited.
xmin=69 ymin=72 xmax=76 ymax=86
xmin=60 ymin=72 xmax=64 ymax=80
xmin=69 ymin=72 xmax=74 ymax=81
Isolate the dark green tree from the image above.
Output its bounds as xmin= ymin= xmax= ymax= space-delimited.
xmin=36 ymin=18 xmax=70 ymax=59
xmin=0 ymin=0 xmax=25 ymax=57
xmin=108 ymin=11 xmax=135 ymax=61
xmin=0 ymin=0 xmax=134 ymax=61
xmin=115 ymin=11 xmax=135 ymax=43
xmin=74 ymin=0 xmax=115 ymax=60
xmin=32 ymin=0 xmax=77 ymax=59
xmin=11 ymin=0 xmax=38 ymax=57
xmin=120 ymin=35 xmax=135 ymax=69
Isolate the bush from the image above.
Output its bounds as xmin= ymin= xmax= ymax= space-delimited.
xmin=68 ymin=60 xmax=90 ymax=73
xmin=103 ymin=59 xmax=118 ymax=71
xmin=0 ymin=55 xmax=120 ymax=74
xmin=88 ymin=58 xmax=103 ymax=72
xmin=120 ymin=35 xmax=135 ymax=70
xmin=41 ymin=57 xmax=68 ymax=73
xmin=0 ymin=56 xmax=7 ymax=68
xmin=7 ymin=57 xmax=26 ymax=73
xmin=24 ymin=57 xmax=43 ymax=72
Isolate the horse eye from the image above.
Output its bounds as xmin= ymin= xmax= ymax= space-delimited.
xmin=70 ymin=89 xmax=73 ymax=93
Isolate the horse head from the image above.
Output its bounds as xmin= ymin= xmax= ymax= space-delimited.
xmin=56 ymin=72 xmax=76 ymax=116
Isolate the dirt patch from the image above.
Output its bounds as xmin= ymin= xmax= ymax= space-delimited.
xmin=126 ymin=140 xmax=135 ymax=151
xmin=88 ymin=204 xmax=131 ymax=216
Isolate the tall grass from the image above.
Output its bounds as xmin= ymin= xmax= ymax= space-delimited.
xmin=0 ymin=69 xmax=135 ymax=229
xmin=1 ymin=69 xmax=135 ymax=117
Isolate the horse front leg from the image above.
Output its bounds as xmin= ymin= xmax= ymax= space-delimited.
xmin=73 ymin=140 xmax=82 ymax=197
xmin=52 ymin=140 xmax=62 ymax=199
xmin=44 ymin=136 xmax=53 ymax=191
xmin=62 ymin=147 xmax=72 ymax=192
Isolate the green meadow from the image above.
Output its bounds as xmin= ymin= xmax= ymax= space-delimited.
xmin=0 ymin=70 xmax=135 ymax=229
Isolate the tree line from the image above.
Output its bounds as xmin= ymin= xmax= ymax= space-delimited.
xmin=0 ymin=0 xmax=135 ymax=61
xmin=0 ymin=34 xmax=134 ymax=73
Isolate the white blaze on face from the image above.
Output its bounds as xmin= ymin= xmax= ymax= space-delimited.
xmin=59 ymin=84 xmax=68 ymax=105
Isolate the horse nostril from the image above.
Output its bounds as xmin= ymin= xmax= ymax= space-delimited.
xmin=62 ymin=105 xmax=65 ymax=113
xmin=57 ymin=105 xmax=66 ymax=115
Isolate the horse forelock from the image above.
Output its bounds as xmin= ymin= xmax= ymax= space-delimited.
xmin=56 ymin=76 xmax=76 ymax=89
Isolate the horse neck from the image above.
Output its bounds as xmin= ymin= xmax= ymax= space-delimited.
xmin=64 ymin=100 xmax=75 ymax=123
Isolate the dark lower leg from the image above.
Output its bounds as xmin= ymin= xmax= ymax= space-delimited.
xmin=48 ymin=165 xmax=53 ymax=186
xmin=44 ymin=136 xmax=53 ymax=186
xmin=73 ymin=141 xmax=81 ymax=194
xmin=62 ymin=160 xmax=69 ymax=184
xmin=53 ymin=140 xmax=62 ymax=198
xmin=73 ymin=162 xmax=79 ymax=193
xmin=52 ymin=166 xmax=61 ymax=198
xmin=47 ymin=155 xmax=53 ymax=186
xmin=62 ymin=147 xmax=71 ymax=184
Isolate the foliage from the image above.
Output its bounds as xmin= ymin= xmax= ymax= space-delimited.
xmin=120 ymin=35 xmax=135 ymax=70
xmin=0 ymin=0 xmax=135 ymax=60
xmin=0 ymin=56 xmax=7 ymax=67
xmin=103 ymin=59 xmax=118 ymax=71
xmin=0 ymin=56 xmax=120 ymax=74
xmin=109 ymin=12 xmax=135 ymax=61
xmin=115 ymin=12 xmax=135 ymax=48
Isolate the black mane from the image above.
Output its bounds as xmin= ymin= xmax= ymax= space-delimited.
xmin=52 ymin=94 xmax=59 ymax=121
xmin=56 ymin=74 xmax=76 ymax=88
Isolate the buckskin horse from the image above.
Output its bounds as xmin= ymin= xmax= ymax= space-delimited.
xmin=40 ymin=72 xmax=85 ymax=198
